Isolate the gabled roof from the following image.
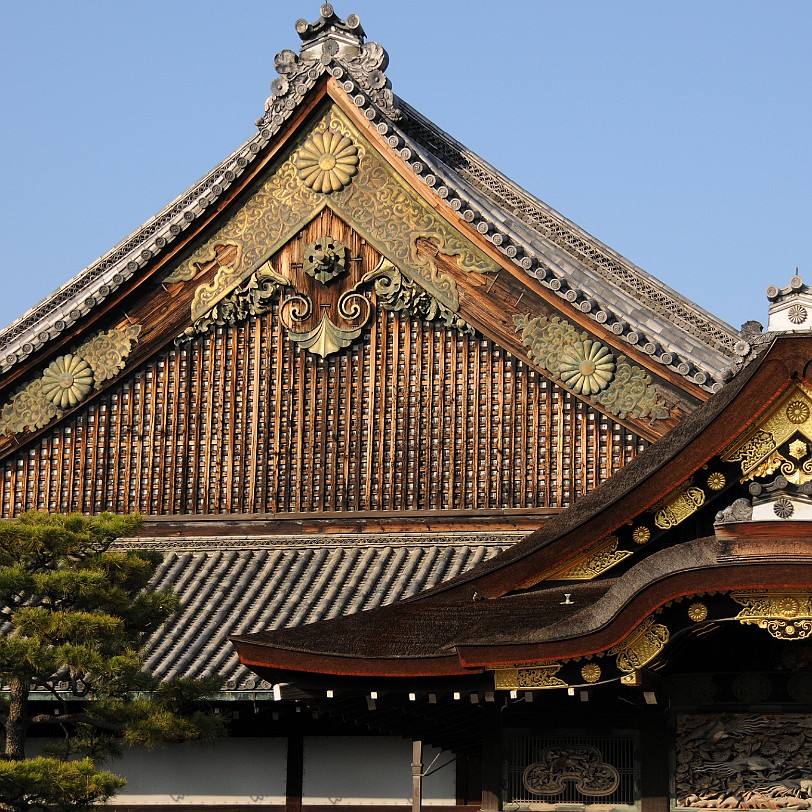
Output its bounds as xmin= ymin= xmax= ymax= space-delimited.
xmin=232 ymin=332 xmax=812 ymax=687
xmin=0 ymin=4 xmax=748 ymax=401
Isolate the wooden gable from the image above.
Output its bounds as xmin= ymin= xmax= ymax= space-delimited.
xmin=0 ymin=14 xmax=743 ymax=523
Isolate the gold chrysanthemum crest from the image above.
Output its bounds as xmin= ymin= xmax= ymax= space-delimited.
xmin=297 ymin=130 xmax=359 ymax=193
xmin=581 ymin=663 xmax=601 ymax=683
xmin=559 ymin=339 xmax=615 ymax=395
xmin=40 ymin=354 xmax=94 ymax=410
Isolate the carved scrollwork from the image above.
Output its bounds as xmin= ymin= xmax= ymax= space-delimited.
xmin=522 ymin=745 xmax=620 ymax=797
xmin=493 ymin=664 xmax=567 ymax=690
xmin=363 ymin=258 xmax=473 ymax=334
xmin=177 ymin=259 xmax=288 ymax=344
xmin=549 ymin=536 xmax=632 ymax=580
xmin=724 ymin=386 xmax=812 ymax=484
xmin=653 ymin=485 xmax=706 ymax=530
xmin=732 ymin=591 xmax=812 ymax=640
xmin=281 ymin=284 xmax=372 ymax=359
xmin=609 ymin=616 xmax=670 ymax=672
xmin=173 ymin=106 xmax=496 ymax=327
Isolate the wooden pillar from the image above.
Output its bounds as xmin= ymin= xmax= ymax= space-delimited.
xmin=285 ymin=733 xmax=304 ymax=812
xmin=481 ymin=704 xmax=502 ymax=812
xmin=412 ymin=739 xmax=423 ymax=812
xmin=640 ymin=714 xmax=669 ymax=812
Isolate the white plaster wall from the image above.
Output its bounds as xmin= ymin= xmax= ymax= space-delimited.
xmin=107 ymin=738 xmax=287 ymax=806
xmin=303 ymin=737 xmax=456 ymax=806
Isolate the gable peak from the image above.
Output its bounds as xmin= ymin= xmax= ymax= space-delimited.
xmin=258 ymin=5 xmax=399 ymax=130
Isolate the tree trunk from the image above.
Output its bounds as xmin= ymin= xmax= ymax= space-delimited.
xmin=5 ymin=677 xmax=29 ymax=759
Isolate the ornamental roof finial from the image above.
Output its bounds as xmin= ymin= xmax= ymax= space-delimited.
xmin=766 ymin=271 xmax=812 ymax=332
xmin=258 ymin=5 xmax=399 ymax=129
xmin=296 ymin=4 xmax=366 ymax=61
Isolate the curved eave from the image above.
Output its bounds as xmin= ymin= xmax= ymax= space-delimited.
xmin=232 ymin=639 xmax=471 ymax=680
xmin=233 ymin=539 xmax=812 ymax=681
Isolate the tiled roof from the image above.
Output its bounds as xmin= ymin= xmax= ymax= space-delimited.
xmin=0 ymin=7 xmax=749 ymax=391
xmin=120 ymin=533 xmax=516 ymax=691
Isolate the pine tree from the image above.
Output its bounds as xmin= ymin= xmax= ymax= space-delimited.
xmin=0 ymin=511 xmax=223 ymax=811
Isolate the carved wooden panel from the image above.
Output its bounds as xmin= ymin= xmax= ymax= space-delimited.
xmin=0 ymin=304 xmax=646 ymax=518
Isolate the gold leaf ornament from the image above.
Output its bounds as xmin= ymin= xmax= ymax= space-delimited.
xmin=40 ymin=354 xmax=94 ymax=409
xmin=559 ymin=339 xmax=615 ymax=395
xmin=297 ymin=131 xmax=359 ymax=193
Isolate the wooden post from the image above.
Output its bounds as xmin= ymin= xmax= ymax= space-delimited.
xmin=412 ymin=739 xmax=423 ymax=812
xmin=481 ymin=704 xmax=502 ymax=812
xmin=640 ymin=714 xmax=669 ymax=812
xmin=285 ymin=733 xmax=304 ymax=812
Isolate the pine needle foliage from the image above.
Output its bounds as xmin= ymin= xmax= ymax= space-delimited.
xmin=0 ymin=511 xmax=225 ymax=811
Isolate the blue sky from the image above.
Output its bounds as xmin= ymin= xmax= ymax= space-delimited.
xmin=1 ymin=1 xmax=809 ymax=333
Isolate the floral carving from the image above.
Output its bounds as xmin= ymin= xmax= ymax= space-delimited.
xmin=581 ymin=663 xmax=601 ymax=683
xmin=0 ymin=325 xmax=141 ymax=436
xmin=654 ymin=484 xmax=705 ymax=530
xmin=559 ymin=339 xmax=615 ymax=395
xmin=303 ymin=236 xmax=348 ymax=284
xmin=631 ymin=525 xmax=651 ymax=545
xmin=609 ymin=617 xmax=670 ymax=672
xmin=551 ymin=536 xmax=631 ymax=580
xmin=706 ymin=471 xmax=726 ymax=491
xmin=676 ymin=713 xmax=812 ymax=808
xmin=493 ymin=664 xmax=567 ymax=690
xmin=687 ymin=602 xmax=708 ymax=622
xmin=0 ymin=381 xmax=58 ymax=434
xmin=514 ymin=313 xmax=670 ymax=421
xmin=40 ymin=354 xmax=94 ymax=409
xmin=732 ymin=591 xmax=812 ymax=640
xmin=523 ymin=746 xmax=619 ymax=797
xmin=788 ymin=304 xmax=808 ymax=325
xmin=296 ymin=131 xmax=359 ymax=193
xmin=774 ymin=496 xmax=795 ymax=518
xmin=786 ymin=400 xmax=811 ymax=424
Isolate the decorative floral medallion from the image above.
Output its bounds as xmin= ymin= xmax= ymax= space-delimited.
xmin=706 ymin=472 xmax=726 ymax=491
xmin=789 ymin=439 xmax=809 ymax=460
xmin=773 ymin=496 xmax=794 ymax=519
xmin=581 ymin=663 xmax=601 ymax=683
xmin=559 ymin=339 xmax=615 ymax=395
xmin=296 ymin=130 xmax=359 ymax=193
xmin=631 ymin=525 xmax=651 ymax=545
xmin=687 ymin=602 xmax=708 ymax=622
xmin=786 ymin=400 xmax=811 ymax=425
xmin=788 ymin=304 xmax=808 ymax=325
xmin=303 ymin=236 xmax=348 ymax=284
xmin=40 ymin=354 xmax=94 ymax=409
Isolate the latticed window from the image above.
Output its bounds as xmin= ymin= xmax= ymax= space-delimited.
xmin=505 ymin=731 xmax=637 ymax=809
